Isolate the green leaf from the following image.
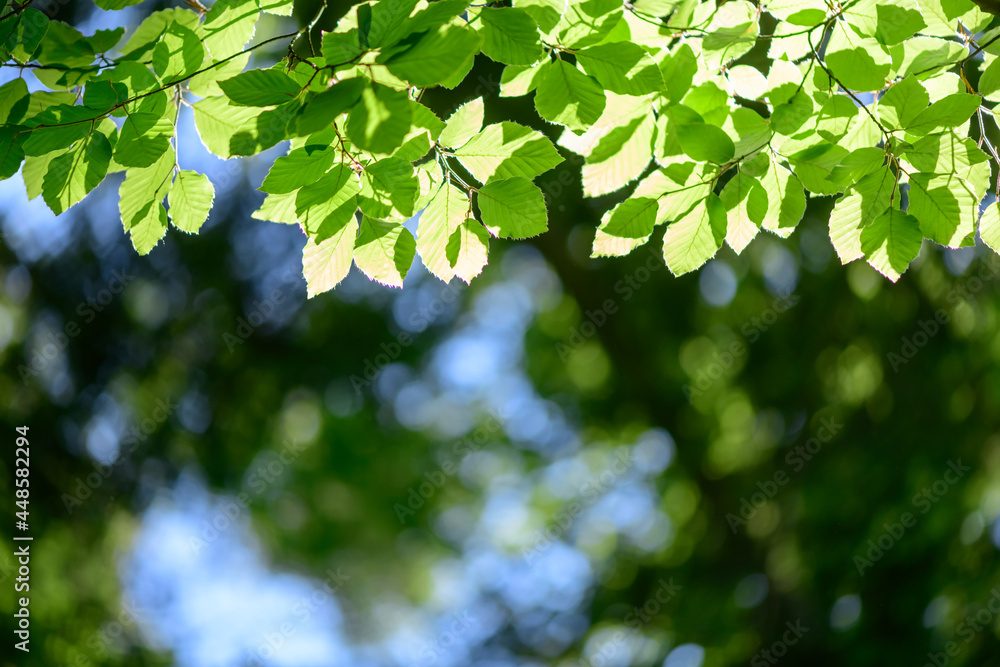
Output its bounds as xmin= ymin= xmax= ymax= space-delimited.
xmin=82 ymin=80 xmax=130 ymax=113
xmin=439 ymin=98 xmax=484 ymax=149
xmin=93 ymin=0 xmax=145 ymax=9
xmin=188 ymin=53 xmax=251 ymax=98
xmin=578 ymin=99 xmax=655 ymax=197
xmin=907 ymin=172 xmax=978 ymax=247
xmin=860 ymin=209 xmax=922 ymax=281
xmin=877 ymin=76 xmax=929 ymax=130
xmin=824 ymin=25 xmax=891 ymax=92
xmin=120 ymin=8 xmax=200 ymax=58
xmin=395 ymin=101 xmax=445 ymax=161
xmin=515 ymin=0 xmax=562 ymax=32
xmin=258 ymin=0 xmax=294 ymax=17
xmin=825 ymin=48 xmax=890 ymax=92
xmin=22 ymin=105 xmax=102 ymax=156
xmin=152 ymin=23 xmax=203 ymax=81
xmin=727 ymin=65 xmax=768 ymax=100
xmin=203 ymin=0 xmax=259 ymax=58
xmin=193 ymin=97 xmax=265 ymax=159
xmin=600 ymin=197 xmax=658 ymax=239
xmin=875 ymin=3 xmax=926 ymax=45
xmin=979 ymin=202 xmax=1000 ymax=255
xmin=296 ymin=164 xmax=360 ymax=235
xmin=552 ymin=0 xmax=621 ymax=49
xmin=86 ymin=27 xmax=123 ymax=54
xmin=417 ymin=182 xmax=470 ymax=282
xmin=353 ymin=217 xmax=416 ymax=288
xmin=814 ymin=96 xmax=857 ymax=143
xmin=476 ymin=177 xmax=547 ymax=238
xmin=362 ymin=0 xmax=420 ymax=48
xmin=662 ymin=193 xmax=727 ymax=276
xmin=454 ymin=121 xmax=562 ymax=183
xmin=535 ymin=60 xmax=606 ymax=132
xmin=40 ymin=132 xmax=111 ymax=215
xmin=229 ymin=101 xmax=300 ymax=156
xmin=219 ymin=69 xmax=302 ymax=107
xmin=261 ymin=143 xmax=338 ymax=194
xmin=682 ymin=82 xmax=729 ymax=126
xmin=788 ymin=143 xmax=850 ymax=195
xmin=701 ymin=0 xmax=759 ymax=69
xmin=719 ymin=170 xmax=766 ymax=253
xmin=478 ymin=7 xmax=544 ymax=66
xmin=168 ymin=170 xmax=214 ymax=233
xmin=129 ymin=200 xmax=170 ymax=255
xmin=321 ymin=29 xmax=364 ymax=65
xmin=981 ymin=57 xmax=1000 ymax=99
xmin=22 ymin=149 xmax=65 ymax=199
xmin=0 ymin=78 xmax=29 ymax=124
xmin=905 ymin=93 xmax=981 ymax=136
xmin=500 ymin=63 xmax=547 ymax=97
xmin=759 ymin=155 xmax=807 ymax=238
xmin=769 ymin=85 xmax=813 ymax=137
xmin=35 ymin=20 xmax=92 ymax=68
xmin=303 ymin=215 xmax=359 ymax=296
xmin=439 ymin=51 xmax=476 ymax=89
xmin=381 ymin=25 xmax=483 ymax=87
xmin=93 ymin=62 xmax=168 ymax=117
xmin=828 ymin=165 xmax=897 ymax=262
xmin=115 ymin=113 xmax=173 ymax=168
xmin=895 ymin=36 xmax=965 ymax=79
xmin=253 ymin=191 xmax=299 ymax=224
xmin=358 ymin=157 xmax=418 ymax=220
xmin=634 ymin=163 xmax=713 ymax=225
xmin=658 ymin=43 xmax=697 ymax=103
xmin=295 ymin=79 xmax=366 ymax=136
xmin=904 ymin=131 xmax=989 ymax=177
xmin=445 ymin=220 xmax=490 ymax=284
xmin=346 ymin=83 xmax=412 ymax=154
xmin=0 ymin=126 xmax=25 ymax=181
xmin=576 ymin=42 xmax=664 ymax=96
xmin=669 ymin=106 xmax=735 ymax=164
xmin=119 ymin=147 xmax=174 ymax=254
xmin=6 ymin=8 xmax=47 ymax=63
xmin=842 ymin=147 xmax=887 ymax=181
xmin=384 ymin=0 xmax=467 ymax=46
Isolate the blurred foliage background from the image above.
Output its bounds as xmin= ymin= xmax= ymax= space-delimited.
xmin=2 ymin=1 xmax=1000 ymax=667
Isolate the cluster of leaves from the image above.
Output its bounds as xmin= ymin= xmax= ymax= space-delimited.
xmin=4 ymin=0 xmax=1000 ymax=293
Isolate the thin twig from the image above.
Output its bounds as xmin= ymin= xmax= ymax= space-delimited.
xmin=0 ymin=0 xmax=36 ymax=23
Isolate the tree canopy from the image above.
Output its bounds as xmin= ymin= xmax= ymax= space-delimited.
xmin=5 ymin=0 xmax=1000 ymax=294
